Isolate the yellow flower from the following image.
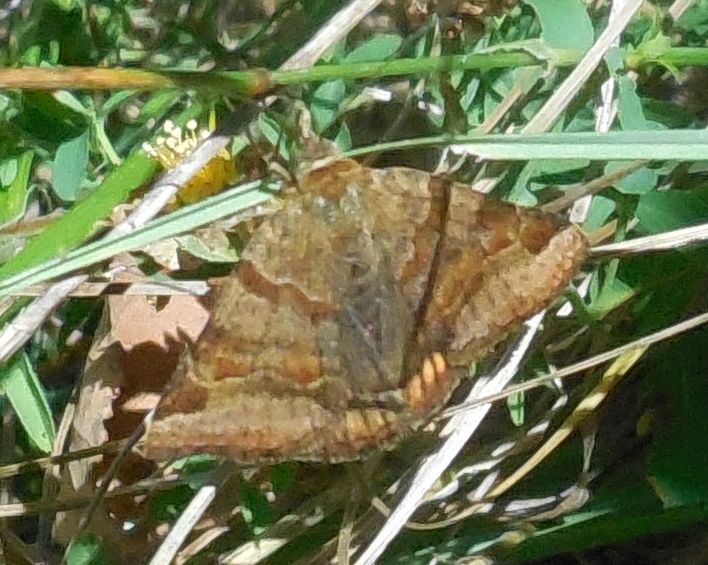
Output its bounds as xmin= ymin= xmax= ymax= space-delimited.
xmin=142 ymin=119 xmax=237 ymax=206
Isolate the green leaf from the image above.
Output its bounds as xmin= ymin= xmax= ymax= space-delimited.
xmin=604 ymin=161 xmax=658 ymax=195
xmin=175 ymin=234 xmax=239 ymax=263
xmin=65 ymin=534 xmax=107 ymax=565
xmin=582 ymin=195 xmax=616 ymax=232
xmin=53 ymin=129 xmax=90 ymax=202
xmin=604 ymin=76 xmax=659 ymax=194
xmin=52 ymin=90 xmax=92 ymax=118
xmin=137 ymin=91 xmax=181 ymax=123
xmin=0 ymin=352 xmax=55 ymax=453
xmin=334 ymin=122 xmax=352 ymax=151
xmin=635 ymin=187 xmax=708 ymax=234
xmin=52 ymin=0 xmax=76 ymax=11
xmin=587 ymin=260 xmax=634 ymax=319
xmin=675 ymin=0 xmax=708 ymax=33
xmin=344 ymin=33 xmax=402 ymax=63
xmin=507 ymin=391 xmax=525 ymax=426
xmin=271 ymin=463 xmax=298 ymax=494
xmin=617 ymin=76 xmax=651 ymax=130
xmin=240 ymin=480 xmax=276 ymax=531
xmin=311 ymin=79 xmax=346 ymax=133
xmin=0 ymin=158 xmax=18 ymax=187
xmin=523 ymin=0 xmax=594 ymax=51
xmin=257 ymin=113 xmax=291 ymax=161
xmin=19 ymin=92 xmax=86 ymax=144
xmin=0 ymin=151 xmax=33 ymax=224
xmin=604 ymin=46 xmax=625 ymax=75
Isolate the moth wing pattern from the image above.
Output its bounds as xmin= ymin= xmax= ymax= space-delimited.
xmin=145 ymin=160 xmax=588 ymax=463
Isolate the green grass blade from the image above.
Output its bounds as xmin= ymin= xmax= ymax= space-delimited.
xmin=0 ymin=352 xmax=55 ymax=453
xmin=0 ymin=103 xmax=203 ymax=281
xmin=0 ymin=178 xmax=280 ymax=297
xmin=345 ymin=129 xmax=708 ymax=161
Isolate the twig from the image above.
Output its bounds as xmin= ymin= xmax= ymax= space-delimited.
xmin=0 ymin=524 xmax=48 ymax=564
xmin=542 ymin=160 xmax=647 ymax=214
xmin=11 ymin=280 xmax=210 ymax=297
xmin=0 ymin=473 xmax=188 ymax=519
xmin=36 ymin=393 xmax=76 ymax=548
xmin=76 ymin=417 xmax=149 ymax=534
xmin=0 ymin=440 xmax=127 ymax=480
xmin=281 ymin=0 xmax=385 ymax=70
xmin=668 ymin=0 xmax=696 ymax=20
xmin=0 ymin=276 xmax=87 ymax=363
xmin=590 ymin=222 xmax=708 ymax=257
xmin=175 ymin=525 xmax=229 ymax=565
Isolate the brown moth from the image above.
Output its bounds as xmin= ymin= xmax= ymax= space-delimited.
xmin=144 ymin=159 xmax=588 ymax=463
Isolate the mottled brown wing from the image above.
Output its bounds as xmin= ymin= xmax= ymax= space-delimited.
xmin=144 ymin=160 xmax=587 ymax=463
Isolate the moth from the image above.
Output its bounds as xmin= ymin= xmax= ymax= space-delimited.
xmin=144 ymin=159 xmax=588 ymax=463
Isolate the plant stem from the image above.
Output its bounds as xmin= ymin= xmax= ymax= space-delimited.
xmin=0 ymin=67 xmax=273 ymax=96
xmin=642 ymin=47 xmax=708 ymax=68
xmin=270 ymin=49 xmax=582 ymax=85
xmin=0 ymin=47 xmax=706 ymax=94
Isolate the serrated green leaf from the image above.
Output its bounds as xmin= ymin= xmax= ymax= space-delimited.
xmin=53 ymin=129 xmax=90 ymax=202
xmin=0 ymin=352 xmax=55 ymax=453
